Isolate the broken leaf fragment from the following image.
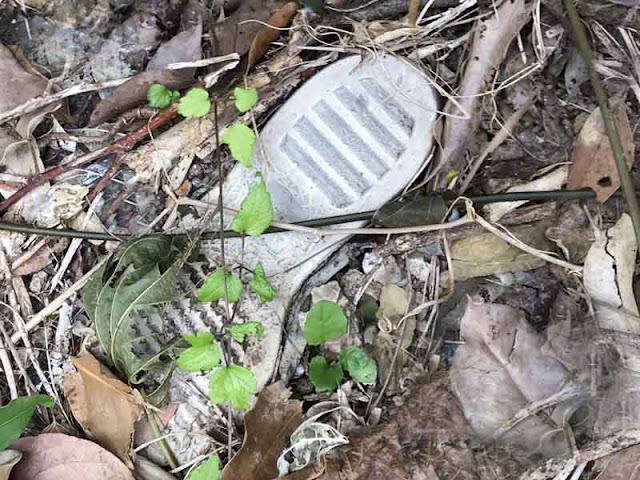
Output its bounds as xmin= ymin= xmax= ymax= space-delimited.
xmin=197 ymin=269 xmax=243 ymax=303
xmin=231 ymin=179 xmax=274 ymax=236
xmin=0 ymin=395 xmax=52 ymax=451
xmin=209 ymin=365 xmax=258 ymax=410
xmin=234 ymin=87 xmax=258 ymax=113
xmin=309 ymin=356 xmax=343 ymax=392
xmin=177 ymin=332 xmax=221 ymax=371
xmin=222 ymin=123 xmax=256 ymax=167
xmin=249 ymin=263 xmax=277 ymax=303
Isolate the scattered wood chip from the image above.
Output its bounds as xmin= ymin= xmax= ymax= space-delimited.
xmin=64 ymin=353 xmax=143 ymax=468
xmin=220 ymin=382 xmax=302 ymax=480
xmin=10 ymin=433 xmax=135 ymax=480
xmin=567 ymin=106 xmax=635 ymax=202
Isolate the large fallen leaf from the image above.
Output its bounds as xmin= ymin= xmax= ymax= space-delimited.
xmin=583 ymin=214 xmax=640 ymax=435
xmin=451 ymin=221 xmax=553 ymax=280
xmin=10 ymin=433 xmax=135 ymax=480
xmin=567 ymin=106 xmax=635 ymax=202
xmin=64 ymin=353 xmax=143 ymax=467
xmin=220 ymin=382 xmax=302 ymax=480
xmin=450 ymin=298 xmax=573 ymax=458
xmin=276 ymin=376 xmax=526 ymax=480
xmin=211 ymin=0 xmax=272 ymax=58
xmin=436 ymin=0 xmax=530 ymax=178
xmin=0 ymin=450 xmax=21 ymax=480
xmin=247 ymin=2 xmax=299 ymax=68
xmin=82 ymin=237 xmax=185 ymax=380
xmin=593 ymin=444 xmax=640 ymax=480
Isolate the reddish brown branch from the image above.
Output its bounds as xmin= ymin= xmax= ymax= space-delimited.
xmin=0 ymin=105 xmax=177 ymax=214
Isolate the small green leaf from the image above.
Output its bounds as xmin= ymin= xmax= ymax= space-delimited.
xmin=221 ymin=123 xmax=256 ymax=167
xmin=197 ymin=269 xmax=243 ymax=303
xmin=147 ymin=84 xmax=179 ymax=108
xmin=309 ymin=356 xmax=343 ymax=392
xmin=0 ymin=395 xmax=53 ymax=450
xmin=226 ymin=322 xmax=264 ymax=342
xmin=231 ymin=180 xmax=273 ymax=236
xmin=339 ymin=346 xmax=377 ymax=385
xmin=234 ymin=87 xmax=258 ymax=113
xmin=303 ymin=300 xmax=347 ymax=346
xmin=178 ymin=88 xmax=211 ymax=117
xmin=188 ymin=455 xmax=220 ymax=480
xmin=177 ymin=332 xmax=220 ymax=372
xmin=249 ymin=263 xmax=277 ymax=303
xmin=209 ymin=365 xmax=257 ymax=410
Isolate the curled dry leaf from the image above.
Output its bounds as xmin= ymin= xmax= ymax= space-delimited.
xmin=567 ymin=106 xmax=635 ymax=202
xmin=10 ymin=433 xmax=135 ymax=480
xmin=436 ymin=0 xmax=530 ymax=179
xmin=583 ymin=214 xmax=640 ymax=435
xmin=450 ymin=298 xmax=573 ymax=458
xmin=220 ymin=382 xmax=302 ymax=480
xmin=0 ymin=450 xmax=21 ymax=480
xmin=64 ymin=353 xmax=143 ymax=468
xmin=247 ymin=3 xmax=299 ymax=69
xmin=211 ymin=0 xmax=273 ymax=58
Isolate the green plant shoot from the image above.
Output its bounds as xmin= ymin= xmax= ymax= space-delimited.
xmin=309 ymin=356 xmax=343 ymax=392
xmin=231 ymin=179 xmax=273 ymax=236
xmin=197 ymin=269 xmax=243 ymax=303
xmin=221 ymin=123 xmax=256 ymax=167
xmin=303 ymin=300 xmax=347 ymax=345
xmin=0 ymin=395 xmax=53 ymax=451
xmin=188 ymin=455 xmax=220 ymax=480
xmin=177 ymin=332 xmax=221 ymax=372
xmin=339 ymin=346 xmax=377 ymax=385
xmin=226 ymin=322 xmax=264 ymax=342
xmin=209 ymin=365 xmax=257 ymax=410
xmin=234 ymin=87 xmax=258 ymax=113
xmin=147 ymin=84 xmax=180 ymax=108
xmin=178 ymin=88 xmax=211 ymax=117
xmin=249 ymin=263 xmax=277 ymax=303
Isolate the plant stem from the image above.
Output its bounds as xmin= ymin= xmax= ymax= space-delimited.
xmin=144 ymin=405 xmax=178 ymax=470
xmin=563 ymin=0 xmax=640 ymax=245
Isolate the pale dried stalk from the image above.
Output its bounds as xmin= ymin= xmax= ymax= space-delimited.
xmin=0 ymin=327 xmax=18 ymax=399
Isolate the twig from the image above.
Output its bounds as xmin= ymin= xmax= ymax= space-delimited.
xmin=0 ymin=77 xmax=130 ymax=125
xmin=166 ymin=53 xmax=240 ymax=70
xmin=0 ymin=325 xmax=18 ymax=399
xmin=474 ymin=213 xmax=583 ymax=272
xmin=10 ymin=257 xmax=108 ymax=344
xmin=563 ymin=0 xmax=640 ymax=245
xmin=459 ymin=91 xmax=537 ymax=194
xmin=0 ymin=105 xmax=177 ymax=214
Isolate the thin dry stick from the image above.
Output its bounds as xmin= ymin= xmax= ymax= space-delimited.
xmin=0 ymin=320 xmax=38 ymax=396
xmin=0 ymin=326 xmax=18 ymax=399
xmin=144 ymin=405 xmax=178 ymax=470
xmin=10 ymin=257 xmax=107 ymax=344
xmin=474 ymin=214 xmax=583 ymax=272
xmin=0 ymin=77 xmax=130 ymax=125
xmin=459 ymin=92 xmax=537 ymax=194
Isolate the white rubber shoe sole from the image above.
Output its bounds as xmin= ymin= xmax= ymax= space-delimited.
xmin=201 ymin=54 xmax=439 ymax=390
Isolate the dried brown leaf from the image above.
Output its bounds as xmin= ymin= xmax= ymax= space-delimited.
xmin=437 ymin=0 xmax=529 ymax=177
xmin=596 ymin=444 xmax=640 ymax=480
xmin=220 ymin=382 xmax=302 ymax=480
xmin=567 ymin=106 xmax=635 ymax=202
xmin=211 ymin=0 xmax=272 ymax=58
xmin=64 ymin=353 xmax=142 ymax=468
xmin=12 ymin=238 xmax=69 ymax=277
xmin=10 ymin=433 xmax=135 ymax=480
xmin=450 ymin=298 xmax=573 ymax=458
xmin=247 ymin=2 xmax=299 ymax=69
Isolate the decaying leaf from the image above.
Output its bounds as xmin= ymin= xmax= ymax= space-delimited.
xmin=247 ymin=2 xmax=299 ymax=69
xmin=211 ymin=0 xmax=273 ymax=58
xmin=567 ymin=106 xmax=635 ymax=202
xmin=372 ymin=194 xmax=448 ymax=228
xmin=220 ymin=382 xmax=302 ymax=480
xmin=64 ymin=353 xmax=143 ymax=467
xmin=583 ymin=214 xmax=640 ymax=435
xmin=277 ymin=376 xmax=526 ymax=480
xmin=82 ymin=236 xmax=186 ymax=380
xmin=10 ymin=433 xmax=135 ymax=480
xmin=12 ymin=237 xmax=69 ymax=277
xmin=0 ymin=450 xmax=21 ymax=480
xmin=450 ymin=298 xmax=574 ymax=458
xmin=436 ymin=0 xmax=530 ymax=177
xmin=450 ymin=221 xmax=553 ymax=281
xmin=593 ymin=444 xmax=640 ymax=480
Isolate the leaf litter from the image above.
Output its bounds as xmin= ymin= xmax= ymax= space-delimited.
xmin=3 ymin=1 xmax=640 ymax=480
